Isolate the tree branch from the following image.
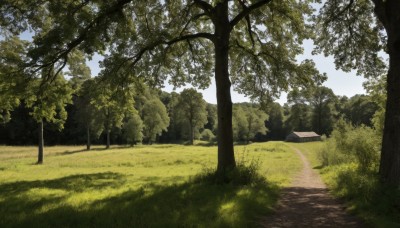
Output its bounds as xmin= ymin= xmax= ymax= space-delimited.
xmin=230 ymin=0 xmax=272 ymax=28
xmin=193 ymin=0 xmax=213 ymax=15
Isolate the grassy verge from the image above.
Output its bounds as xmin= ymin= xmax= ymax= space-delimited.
xmin=0 ymin=142 xmax=301 ymax=227
xmin=292 ymin=141 xmax=400 ymax=227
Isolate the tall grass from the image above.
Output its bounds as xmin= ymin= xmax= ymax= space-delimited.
xmin=0 ymin=142 xmax=301 ymax=227
xmin=297 ymin=121 xmax=400 ymax=227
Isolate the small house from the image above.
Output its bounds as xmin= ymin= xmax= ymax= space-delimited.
xmin=285 ymin=131 xmax=321 ymax=142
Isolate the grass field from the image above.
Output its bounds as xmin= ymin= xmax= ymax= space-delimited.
xmin=0 ymin=142 xmax=302 ymax=227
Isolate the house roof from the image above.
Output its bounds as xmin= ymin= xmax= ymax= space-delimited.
xmin=291 ymin=131 xmax=320 ymax=138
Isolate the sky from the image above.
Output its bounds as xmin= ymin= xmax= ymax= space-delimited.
xmin=87 ymin=39 xmax=367 ymax=105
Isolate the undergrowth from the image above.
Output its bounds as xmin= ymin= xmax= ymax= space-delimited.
xmin=301 ymin=119 xmax=400 ymax=227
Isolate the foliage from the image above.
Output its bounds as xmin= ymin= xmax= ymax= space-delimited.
xmin=24 ymin=74 xmax=73 ymax=130
xmin=123 ymin=112 xmax=143 ymax=146
xmin=200 ymin=129 xmax=215 ymax=142
xmin=0 ymin=37 xmax=29 ymax=123
xmin=319 ymin=119 xmax=380 ymax=171
xmin=232 ymin=104 xmax=268 ymax=143
xmin=175 ymin=88 xmax=207 ymax=144
xmin=0 ymin=142 xmax=301 ymax=227
xmin=141 ymin=98 xmax=170 ymax=143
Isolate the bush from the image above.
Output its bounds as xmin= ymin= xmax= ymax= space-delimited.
xmin=200 ymin=129 xmax=215 ymax=142
xmin=319 ymin=119 xmax=380 ymax=171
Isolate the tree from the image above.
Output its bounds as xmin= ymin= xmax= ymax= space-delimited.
xmin=176 ymin=88 xmax=207 ymax=145
xmin=123 ymin=112 xmax=143 ymax=146
xmin=285 ymin=89 xmax=312 ymax=132
xmin=141 ymin=98 xmax=169 ymax=144
xmin=90 ymin=77 xmax=135 ymax=149
xmin=0 ymin=37 xmax=28 ymax=124
xmin=25 ymin=74 xmax=73 ymax=164
xmin=232 ymin=104 xmax=268 ymax=143
xmin=243 ymin=106 xmax=268 ymax=143
xmin=315 ymin=0 xmax=400 ymax=185
xmin=0 ymin=0 xmax=323 ymax=173
xmin=74 ymin=78 xmax=104 ymax=150
xmin=309 ymin=86 xmax=337 ymax=135
xmin=265 ymin=102 xmax=285 ymax=140
xmin=342 ymin=95 xmax=379 ymax=127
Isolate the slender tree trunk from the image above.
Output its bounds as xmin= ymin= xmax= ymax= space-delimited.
xmin=214 ymin=2 xmax=235 ymax=172
xmin=380 ymin=10 xmax=400 ymax=186
xmin=106 ymin=129 xmax=110 ymax=149
xmin=37 ymin=119 xmax=44 ymax=164
xmin=190 ymin=122 xmax=194 ymax=145
xmin=86 ymin=125 xmax=91 ymax=150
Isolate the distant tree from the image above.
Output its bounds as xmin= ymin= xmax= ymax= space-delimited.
xmin=342 ymin=95 xmax=379 ymax=127
xmin=233 ymin=104 xmax=268 ymax=143
xmin=123 ymin=112 xmax=143 ymax=146
xmin=75 ymin=79 xmax=104 ymax=150
xmin=25 ymin=74 xmax=73 ymax=164
xmin=205 ymin=103 xmax=217 ymax=133
xmin=91 ymin=77 xmax=135 ymax=149
xmin=309 ymin=86 xmax=337 ymax=135
xmin=285 ymin=89 xmax=312 ymax=132
xmin=142 ymin=98 xmax=169 ymax=144
xmin=265 ymin=102 xmax=285 ymax=140
xmin=176 ymin=89 xmax=207 ymax=145
xmin=243 ymin=107 xmax=268 ymax=143
xmin=232 ymin=105 xmax=247 ymax=142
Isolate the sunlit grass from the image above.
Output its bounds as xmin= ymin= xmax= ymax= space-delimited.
xmin=0 ymin=142 xmax=301 ymax=227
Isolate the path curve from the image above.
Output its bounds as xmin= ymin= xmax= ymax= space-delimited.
xmin=260 ymin=146 xmax=363 ymax=227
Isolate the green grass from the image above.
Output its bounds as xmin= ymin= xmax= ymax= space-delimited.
xmin=294 ymin=141 xmax=400 ymax=227
xmin=0 ymin=142 xmax=301 ymax=227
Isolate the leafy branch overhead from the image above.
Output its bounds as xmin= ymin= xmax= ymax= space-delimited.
xmin=1 ymin=0 xmax=322 ymax=99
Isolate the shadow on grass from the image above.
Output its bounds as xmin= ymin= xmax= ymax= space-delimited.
xmin=0 ymin=173 xmax=280 ymax=227
xmin=60 ymin=146 xmax=133 ymax=156
xmin=313 ymin=165 xmax=324 ymax=170
xmin=331 ymin=167 xmax=400 ymax=227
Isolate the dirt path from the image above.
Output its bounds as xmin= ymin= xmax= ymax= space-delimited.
xmin=260 ymin=146 xmax=363 ymax=227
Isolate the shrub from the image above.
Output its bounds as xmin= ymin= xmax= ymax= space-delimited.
xmin=319 ymin=119 xmax=380 ymax=171
xmin=200 ymin=129 xmax=215 ymax=142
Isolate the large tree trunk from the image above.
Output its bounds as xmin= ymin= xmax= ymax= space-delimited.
xmin=86 ymin=125 xmax=91 ymax=150
xmin=214 ymin=2 xmax=236 ymax=172
xmin=37 ymin=119 xmax=44 ymax=164
xmin=380 ymin=9 xmax=400 ymax=186
xmin=106 ymin=129 xmax=110 ymax=149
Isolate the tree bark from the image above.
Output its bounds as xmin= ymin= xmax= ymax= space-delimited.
xmin=86 ymin=125 xmax=91 ymax=150
xmin=379 ymin=3 xmax=400 ymax=186
xmin=106 ymin=129 xmax=110 ymax=149
xmin=37 ymin=119 xmax=44 ymax=164
xmin=214 ymin=2 xmax=236 ymax=172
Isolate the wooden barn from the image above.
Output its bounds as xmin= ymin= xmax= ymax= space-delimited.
xmin=285 ymin=131 xmax=321 ymax=142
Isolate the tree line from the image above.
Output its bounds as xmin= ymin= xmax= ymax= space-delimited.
xmin=0 ymin=76 xmax=379 ymax=150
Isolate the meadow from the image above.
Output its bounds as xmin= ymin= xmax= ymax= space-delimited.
xmin=0 ymin=142 xmax=302 ymax=227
